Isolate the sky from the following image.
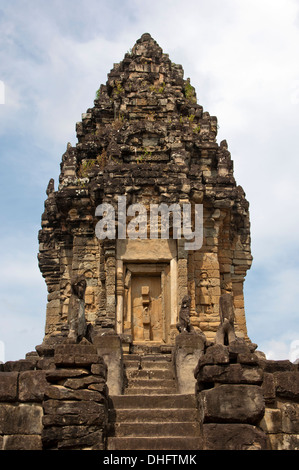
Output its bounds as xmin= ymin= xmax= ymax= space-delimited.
xmin=0 ymin=0 xmax=299 ymax=362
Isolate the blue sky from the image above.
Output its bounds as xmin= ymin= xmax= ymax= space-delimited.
xmin=0 ymin=0 xmax=299 ymax=362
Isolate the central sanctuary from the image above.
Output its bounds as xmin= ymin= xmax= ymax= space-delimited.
xmin=38 ymin=33 xmax=252 ymax=349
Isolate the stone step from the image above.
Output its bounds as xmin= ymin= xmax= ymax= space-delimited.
xmin=109 ymin=394 xmax=197 ymax=409
xmin=124 ymin=352 xmax=172 ymax=359
xmin=124 ymin=361 xmax=141 ymax=372
xmin=124 ymin=353 xmax=172 ymax=361
xmin=129 ymin=345 xmax=174 ymax=356
xmin=109 ymin=407 xmax=198 ymax=423
xmin=123 ymin=354 xmax=142 ymax=361
xmin=107 ymin=436 xmax=202 ymax=450
xmin=125 ymin=364 xmax=173 ymax=375
xmin=124 ymin=354 xmax=172 ymax=364
xmin=108 ymin=355 xmax=200 ymax=450
xmin=125 ymin=361 xmax=173 ymax=369
xmin=124 ymin=387 xmax=177 ymax=395
xmin=141 ymin=362 xmax=173 ymax=371
xmin=110 ymin=421 xmax=200 ymax=437
xmin=127 ymin=369 xmax=174 ymax=379
xmin=140 ymin=361 xmax=173 ymax=370
xmin=124 ymin=352 xmax=177 ymax=394
xmin=141 ymin=354 xmax=172 ymax=361
xmin=126 ymin=378 xmax=176 ymax=389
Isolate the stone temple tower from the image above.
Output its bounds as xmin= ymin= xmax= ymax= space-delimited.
xmin=38 ymin=33 xmax=252 ymax=350
xmin=1 ymin=34 xmax=298 ymax=452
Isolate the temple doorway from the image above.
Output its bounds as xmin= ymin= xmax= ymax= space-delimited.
xmin=131 ymin=273 xmax=162 ymax=342
xmin=115 ymin=239 xmax=180 ymax=345
xmin=123 ymin=263 xmax=171 ymax=345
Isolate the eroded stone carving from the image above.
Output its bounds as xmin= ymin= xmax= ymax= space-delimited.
xmin=67 ymin=275 xmax=87 ymax=342
xmin=215 ymin=283 xmax=237 ymax=345
xmin=46 ymin=178 xmax=55 ymax=196
xmin=177 ymin=295 xmax=194 ymax=333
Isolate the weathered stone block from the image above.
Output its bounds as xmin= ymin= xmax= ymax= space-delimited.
xmin=42 ymin=424 xmax=103 ymax=449
xmin=44 ymin=384 xmax=106 ymax=402
xmin=198 ymin=363 xmax=263 ymax=384
xmin=43 ymin=399 xmax=105 ymax=416
xmin=54 ymin=343 xmax=99 ymax=367
xmin=91 ymin=361 xmax=108 ymax=379
xmin=63 ymin=375 xmax=105 ymax=390
xmin=200 ymin=343 xmax=230 ymax=365
xmin=261 ymin=372 xmax=276 ymax=403
xmin=3 ymin=360 xmax=35 ymax=372
xmin=198 ymin=384 xmax=265 ymax=424
xmin=237 ymin=352 xmax=259 ymax=365
xmin=0 ymin=403 xmax=43 ymax=434
xmin=261 ymin=359 xmax=295 ymax=373
xmin=277 ymin=401 xmax=299 ymax=434
xmin=202 ymin=423 xmax=268 ymax=450
xmin=260 ymin=407 xmax=282 ymax=434
xmin=174 ymin=332 xmax=206 ymax=393
xmin=0 ymin=372 xmax=18 ymax=401
xmin=37 ymin=357 xmax=56 ymax=370
xmin=42 ymin=408 xmax=107 ymax=427
xmin=45 ymin=368 xmax=90 ymax=382
xmin=3 ymin=434 xmax=42 ymax=450
xmin=54 ymin=342 xmax=98 ymax=357
xmin=88 ymin=382 xmax=107 ymax=394
xmin=92 ymin=334 xmax=123 ymax=395
xmin=19 ymin=370 xmax=48 ymax=402
xmin=274 ymin=371 xmax=299 ymax=400
xmin=268 ymin=433 xmax=299 ymax=451
xmin=228 ymin=338 xmax=252 ymax=357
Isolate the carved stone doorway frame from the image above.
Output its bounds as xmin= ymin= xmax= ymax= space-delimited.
xmin=115 ymin=239 xmax=179 ymax=344
xmin=124 ymin=263 xmax=168 ymax=343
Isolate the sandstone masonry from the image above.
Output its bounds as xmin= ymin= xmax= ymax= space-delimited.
xmin=0 ymin=34 xmax=298 ymax=451
xmin=0 ymin=341 xmax=109 ymax=450
xmin=38 ymin=33 xmax=252 ymax=347
xmin=194 ymin=339 xmax=299 ymax=450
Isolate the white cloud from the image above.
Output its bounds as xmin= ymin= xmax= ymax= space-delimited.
xmin=260 ymin=335 xmax=299 ymax=362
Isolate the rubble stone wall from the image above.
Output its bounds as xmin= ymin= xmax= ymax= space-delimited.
xmin=0 ymin=342 xmax=109 ymax=450
xmin=195 ymin=340 xmax=299 ymax=450
xmin=0 ymin=337 xmax=298 ymax=450
xmin=260 ymin=359 xmax=299 ymax=450
xmin=0 ymin=363 xmax=46 ymax=450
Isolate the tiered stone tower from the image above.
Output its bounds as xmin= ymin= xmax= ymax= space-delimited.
xmin=38 ymin=33 xmax=252 ymax=348
xmin=0 ymin=34 xmax=298 ymax=452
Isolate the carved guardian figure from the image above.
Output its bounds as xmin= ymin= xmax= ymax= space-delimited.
xmin=215 ymin=283 xmax=237 ymax=345
xmin=177 ymin=295 xmax=194 ymax=333
xmin=67 ymin=275 xmax=87 ymax=342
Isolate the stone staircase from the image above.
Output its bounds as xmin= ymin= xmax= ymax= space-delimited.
xmin=107 ymin=352 xmax=202 ymax=450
